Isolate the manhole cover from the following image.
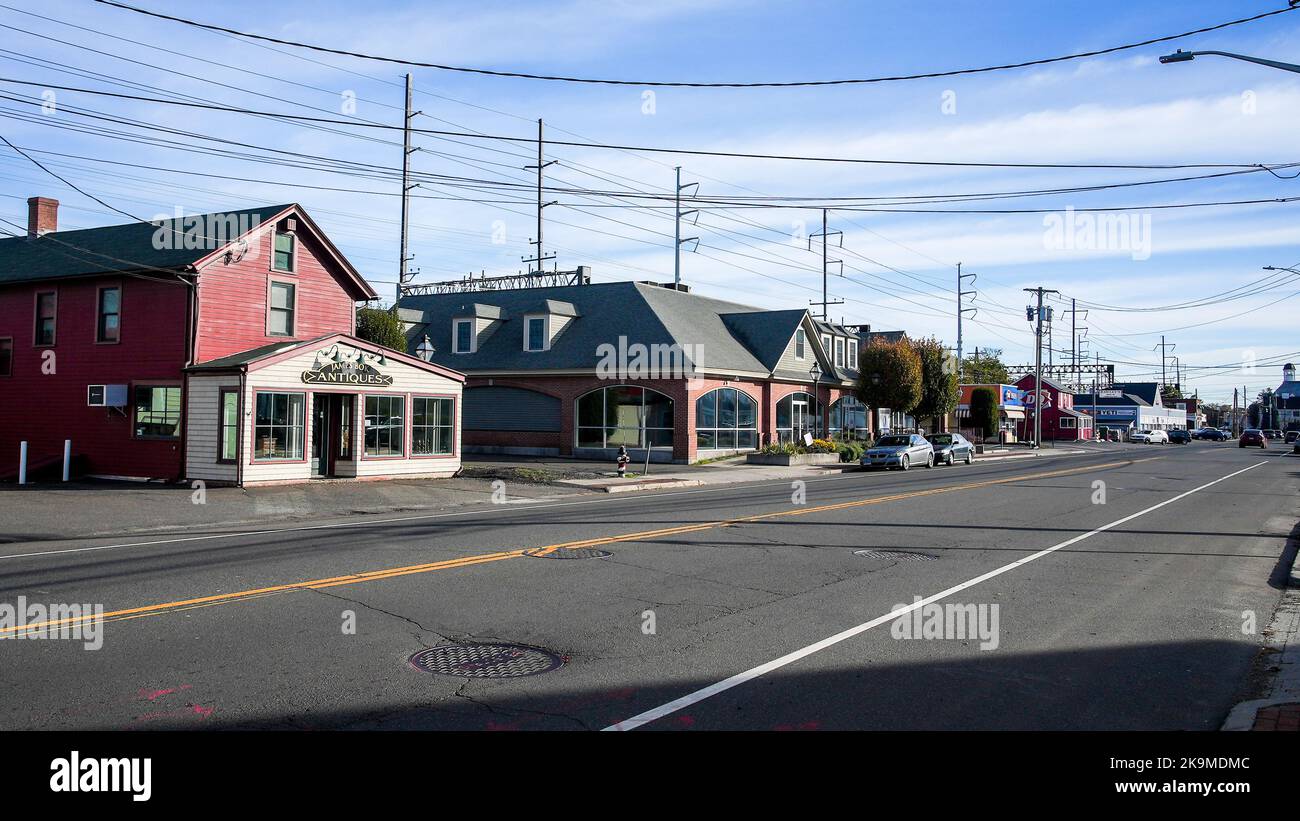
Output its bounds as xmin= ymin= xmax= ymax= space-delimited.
xmin=409 ymin=644 xmax=564 ymax=678
xmin=853 ymin=549 xmax=938 ymax=562
xmin=524 ymin=546 xmax=612 ymax=559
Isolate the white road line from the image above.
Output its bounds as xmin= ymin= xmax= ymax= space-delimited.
xmin=603 ymin=459 xmax=1268 ymax=731
xmin=0 ymin=451 xmax=1087 ymax=562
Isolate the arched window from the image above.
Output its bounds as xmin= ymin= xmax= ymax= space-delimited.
xmin=829 ymin=396 xmax=869 ymax=440
xmin=696 ymin=388 xmax=758 ymax=450
xmin=575 ymin=386 xmax=674 ymax=450
xmin=776 ymin=391 xmax=822 ymax=443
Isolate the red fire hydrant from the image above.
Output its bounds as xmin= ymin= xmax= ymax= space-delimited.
xmin=616 ymin=445 xmax=630 ymax=478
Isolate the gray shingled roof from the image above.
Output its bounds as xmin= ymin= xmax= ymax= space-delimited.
xmin=400 ymin=281 xmax=801 ymax=376
xmin=0 ymin=205 xmax=294 ymax=285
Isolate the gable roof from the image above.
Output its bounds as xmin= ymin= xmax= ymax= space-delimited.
xmin=186 ymin=332 xmax=465 ymax=382
xmin=399 ymin=281 xmax=835 ymax=378
xmin=0 ymin=204 xmax=377 ymax=299
xmin=0 ymin=205 xmax=291 ymax=286
xmin=1111 ymin=382 xmax=1161 ymax=405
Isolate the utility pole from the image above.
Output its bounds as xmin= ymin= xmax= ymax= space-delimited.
xmin=1024 ymin=287 xmax=1059 ymax=449
xmin=523 ymin=119 xmax=557 ymax=273
xmin=1061 ymin=299 xmax=1087 ymax=390
xmin=396 ymin=73 xmax=419 ymax=305
xmin=674 ymin=167 xmax=699 ymax=289
xmin=957 ymin=263 xmax=977 ymax=381
xmin=809 ymin=209 xmax=843 ymax=319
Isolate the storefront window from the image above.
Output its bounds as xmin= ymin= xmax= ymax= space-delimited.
xmin=776 ymin=391 xmax=822 ymax=443
xmin=134 ymin=385 xmax=181 ymax=439
xmin=828 ymin=396 xmax=869 ymax=440
xmin=576 ymin=386 xmax=674 ymax=449
xmin=219 ymin=389 xmax=238 ymax=462
xmin=413 ymin=396 xmax=454 ymax=455
xmin=254 ymin=392 xmax=304 ymax=460
xmin=696 ymin=388 xmax=758 ymax=450
xmin=365 ymin=395 xmax=404 ymax=457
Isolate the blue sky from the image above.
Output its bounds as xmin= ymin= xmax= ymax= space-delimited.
xmin=1 ymin=0 xmax=1298 ymax=403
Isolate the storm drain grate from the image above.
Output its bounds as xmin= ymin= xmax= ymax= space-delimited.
xmin=408 ymin=644 xmax=564 ymax=679
xmin=853 ymin=549 xmax=939 ymax=562
xmin=524 ymin=546 xmax=613 ymax=559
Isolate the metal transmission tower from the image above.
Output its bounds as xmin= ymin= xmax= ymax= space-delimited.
xmin=809 ymin=209 xmax=844 ymax=319
xmin=1024 ymin=287 xmax=1059 ymax=449
xmin=674 ymin=167 xmax=699 ymax=288
xmin=523 ymin=119 xmax=557 ymax=273
xmin=396 ymin=73 xmax=421 ymax=305
xmin=956 ymin=263 xmax=977 ymax=380
xmin=1060 ymin=299 xmax=1088 ymax=388
xmin=1154 ymin=336 xmax=1176 ymax=396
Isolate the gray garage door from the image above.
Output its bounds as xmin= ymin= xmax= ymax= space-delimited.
xmin=462 ymin=386 xmax=561 ymax=432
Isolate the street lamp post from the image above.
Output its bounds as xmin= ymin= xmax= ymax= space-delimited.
xmin=809 ymin=362 xmax=822 ymax=442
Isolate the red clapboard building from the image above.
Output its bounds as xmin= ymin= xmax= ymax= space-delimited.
xmin=0 ymin=198 xmax=464 ymax=484
xmin=1013 ymin=373 xmax=1095 ymax=441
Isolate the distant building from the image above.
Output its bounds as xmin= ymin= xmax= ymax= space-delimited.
xmin=955 ymin=383 xmax=1025 ymax=442
xmin=1073 ymin=381 xmax=1186 ymax=438
xmin=1277 ymin=363 xmax=1300 ymax=430
xmin=397 ymin=278 xmax=904 ymax=462
xmin=1014 ymin=375 xmax=1094 ymax=441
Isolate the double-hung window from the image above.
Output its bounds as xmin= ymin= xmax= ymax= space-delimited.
xmin=794 ymin=329 xmax=805 ymax=359
xmin=97 ymin=286 xmax=120 ymax=343
xmin=453 ymin=319 xmax=474 ymax=353
xmin=218 ymin=389 xmax=239 ymax=462
xmin=273 ymin=231 xmax=295 ymax=272
xmin=269 ymin=281 xmax=295 ymax=336
xmin=35 ymin=291 xmax=56 ymax=345
xmin=0 ymin=338 xmax=12 ymax=376
xmin=525 ymin=316 xmax=547 ymax=352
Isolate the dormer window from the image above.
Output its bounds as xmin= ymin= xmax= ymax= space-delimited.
xmin=453 ymin=319 xmax=475 ymax=354
xmin=273 ymin=229 xmax=295 ymax=272
xmin=847 ymin=339 xmax=858 ymax=369
xmin=834 ymin=337 xmax=844 ymax=368
xmin=525 ymin=315 xmax=548 ymax=352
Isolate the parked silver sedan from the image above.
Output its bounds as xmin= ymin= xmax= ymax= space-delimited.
xmin=861 ymin=433 xmax=935 ymax=471
xmin=926 ymin=432 xmax=975 ymax=465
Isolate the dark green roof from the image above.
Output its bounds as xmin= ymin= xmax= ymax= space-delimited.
xmin=0 ymin=205 xmax=294 ymax=285
xmin=185 ymin=335 xmax=334 ymax=372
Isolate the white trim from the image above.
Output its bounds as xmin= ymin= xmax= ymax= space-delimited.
xmin=452 ymin=318 xmax=476 ymax=354
xmin=523 ymin=314 xmax=549 ymax=352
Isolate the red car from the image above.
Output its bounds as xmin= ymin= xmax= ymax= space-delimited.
xmin=1239 ymin=429 xmax=1267 ymax=448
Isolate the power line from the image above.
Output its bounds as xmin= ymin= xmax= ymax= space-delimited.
xmin=92 ymin=0 xmax=1298 ymax=88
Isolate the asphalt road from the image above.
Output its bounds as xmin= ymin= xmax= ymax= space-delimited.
xmin=1 ymin=442 xmax=1296 ymax=731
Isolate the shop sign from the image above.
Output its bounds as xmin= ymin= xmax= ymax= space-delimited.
xmin=302 ymin=358 xmax=393 ymax=386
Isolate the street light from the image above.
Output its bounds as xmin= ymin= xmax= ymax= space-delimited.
xmin=1159 ymin=48 xmax=1300 ymax=74
xmin=415 ymin=334 xmax=435 ymax=362
xmin=809 ymin=362 xmax=822 ymax=440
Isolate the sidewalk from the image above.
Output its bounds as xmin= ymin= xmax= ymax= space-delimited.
xmin=1222 ymin=524 xmax=1300 ymax=731
xmin=556 ymin=445 xmax=1090 ymax=493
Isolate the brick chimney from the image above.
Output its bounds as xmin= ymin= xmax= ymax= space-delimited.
xmin=27 ymin=196 xmax=58 ymax=237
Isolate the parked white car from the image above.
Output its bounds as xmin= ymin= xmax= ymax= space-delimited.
xmin=1131 ymin=429 xmax=1168 ymax=444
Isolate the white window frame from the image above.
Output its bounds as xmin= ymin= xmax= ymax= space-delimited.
xmin=794 ymin=329 xmax=805 ymax=360
xmin=453 ymin=318 xmax=476 ymax=354
xmin=834 ymin=337 xmax=844 ymax=368
xmin=523 ymin=314 xmax=549 ymax=352
xmin=847 ymin=339 xmax=858 ymax=369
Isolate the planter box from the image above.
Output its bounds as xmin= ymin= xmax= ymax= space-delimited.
xmin=745 ymin=452 xmax=842 ymax=466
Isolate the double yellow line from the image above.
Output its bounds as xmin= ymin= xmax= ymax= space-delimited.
xmin=0 ymin=457 xmax=1151 ymax=636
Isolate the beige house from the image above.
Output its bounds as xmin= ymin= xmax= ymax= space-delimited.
xmin=184 ymin=333 xmax=465 ymax=486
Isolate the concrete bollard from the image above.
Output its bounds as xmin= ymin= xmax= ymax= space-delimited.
xmin=18 ymin=440 xmax=27 ymax=485
xmin=63 ymin=439 xmax=71 ymax=482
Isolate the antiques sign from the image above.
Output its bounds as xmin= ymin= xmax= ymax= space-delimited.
xmin=302 ymin=358 xmax=393 ymax=386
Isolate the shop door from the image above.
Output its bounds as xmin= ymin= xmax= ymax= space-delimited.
xmin=791 ymin=400 xmax=808 ymax=442
xmin=311 ymin=395 xmax=332 ymax=477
